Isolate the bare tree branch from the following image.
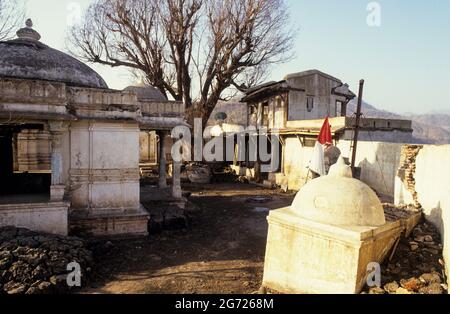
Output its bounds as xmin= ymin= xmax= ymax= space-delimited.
xmin=0 ymin=0 xmax=25 ymax=41
xmin=68 ymin=0 xmax=295 ymax=127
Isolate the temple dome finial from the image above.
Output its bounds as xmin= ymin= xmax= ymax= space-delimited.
xmin=25 ymin=18 xmax=33 ymax=28
xmin=16 ymin=18 xmax=41 ymax=41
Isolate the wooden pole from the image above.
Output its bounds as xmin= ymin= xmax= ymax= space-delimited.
xmin=351 ymin=79 xmax=364 ymax=176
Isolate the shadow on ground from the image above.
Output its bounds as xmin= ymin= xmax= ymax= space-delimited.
xmin=80 ymin=182 xmax=294 ymax=294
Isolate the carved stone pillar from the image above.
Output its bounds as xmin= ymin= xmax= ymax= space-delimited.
xmin=171 ymin=160 xmax=182 ymax=199
xmin=158 ymin=131 xmax=168 ymax=188
xmin=49 ymin=122 xmax=67 ymax=201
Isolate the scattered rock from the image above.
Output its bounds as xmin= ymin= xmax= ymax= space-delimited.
xmin=423 ymin=248 xmax=439 ymax=255
xmin=368 ymin=286 xmax=385 ymax=294
xmin=419 ymin=272 xmax=441 ymax=285
xmin=4 ymin=281 xmax=27 ymax=294
xmin=363 ymin=221 xmax=445 ymax=295
xmin=37 ymin=281 xmax=52 ymax=292
xmin=0 ymin=226 xmax=93 ymax=294
xmin=418 ymin=282 xmax=443 ymax=294
xmin=186 ymin=163 xmax=212 ymax=184
xmin=25 ymin=286 xmax=41 ymax=294
xmin=383 ymin=281 xmax=399 ymax=294
xmin=395 ymin=287 xmax=411 ymax=294
xmin=400 ymin=277 xmax=423 ymax=292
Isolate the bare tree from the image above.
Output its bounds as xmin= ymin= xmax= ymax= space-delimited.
xmin=0 ymin=0 xmax=25 ymax=41
xmin=68 ymin=0 xmax=294 ymax=126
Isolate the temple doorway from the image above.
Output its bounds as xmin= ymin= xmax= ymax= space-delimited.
xmin=0 ymin=125 xmax=51 ymax=203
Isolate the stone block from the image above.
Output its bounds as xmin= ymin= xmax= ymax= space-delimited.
xmin=50 ymin=185 xmax=65 ymax=201
xmin=262 ymin=207 xmax=403 ymax=294
xmin=0 ymin=201 xmax=69 ymax=236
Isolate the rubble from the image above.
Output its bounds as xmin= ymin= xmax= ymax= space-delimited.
xmin=363 ymin=221 xmax=447 ymax=294
xmin=0 ymin=226 xmax=93 ymax=294
xmin=186 ymin=163 xmax=212 ymax=184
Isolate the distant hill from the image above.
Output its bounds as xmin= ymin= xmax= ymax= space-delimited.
xmin=347 ymin=100 xmax=450 ymax=144
xmin=208 ymin=99 xmax=450 ymax=144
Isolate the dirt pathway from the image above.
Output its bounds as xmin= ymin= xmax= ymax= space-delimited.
xmin=81 ymin=183 xmax=294 ymax=294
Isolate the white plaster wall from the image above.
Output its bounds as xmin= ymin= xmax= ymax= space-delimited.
xmin=278 ymin=139 xmax=403 ymax=196
xmin=282 ymin=136 xmax=314 ymax=190
xmin=69 ymin=121 xmax=140 ymax=212
xmin=0 ymin=203 xmax=69 ymax=235
xmin=337 ymin=141 xmax=404 ymax=197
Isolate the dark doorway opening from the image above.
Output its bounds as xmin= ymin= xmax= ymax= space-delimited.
xmin=0 ymin=126 xmax=51 ymax=198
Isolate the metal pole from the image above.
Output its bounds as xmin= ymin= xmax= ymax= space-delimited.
xmin=351 ymin=79 xmax=364 ymax=176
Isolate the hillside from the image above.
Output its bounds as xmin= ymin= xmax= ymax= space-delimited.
xmin=347 ymin=100 xmax=450 ymax=144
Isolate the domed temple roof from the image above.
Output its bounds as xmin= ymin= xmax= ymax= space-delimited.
xmin=0 ymin=19 xmax=108 ymax=89
xmin=291 ymin=156 xmax=386 ymax=227
xmin=124 ymin=85 xmax=167 ymax=101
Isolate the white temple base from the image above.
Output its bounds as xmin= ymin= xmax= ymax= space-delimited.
xmin=0 ymin=201 xmax=69 ymax=236
xmin=70 ymin=205 xmax=149 ymax=237
xmin=262 ymin=207 xmax=403 ymax=294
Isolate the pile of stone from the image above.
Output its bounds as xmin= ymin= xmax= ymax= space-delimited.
xmin=365 ymin=221 xmax=447 ymax=294
xmin=186 ymin=163 xmax=212 ymax=184
xmin=0 ymin=226 xmax=93 ymax=294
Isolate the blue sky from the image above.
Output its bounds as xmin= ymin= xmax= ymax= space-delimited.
xmin=21 ymin=0 xmax=450 ymax=114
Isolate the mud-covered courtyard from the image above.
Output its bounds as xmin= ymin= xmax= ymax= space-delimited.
xmin=1 ymin=182 xmax=446 ymax=294
xmin=76 ymin=182 xmax=446 ymax=294
xmin=81 ymin=183 xmax=294 ymax=294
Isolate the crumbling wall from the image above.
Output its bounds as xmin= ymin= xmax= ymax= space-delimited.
xmin=395 ymin=144 xmax=450 ymax=288
xmin=395 ymin=145 xmax=423 ymax=208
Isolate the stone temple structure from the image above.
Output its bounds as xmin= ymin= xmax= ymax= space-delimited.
xmin=0 ymin=20 xmax=187 ymax=237
xmin=262 ymin=156 xmax=404 ymax=293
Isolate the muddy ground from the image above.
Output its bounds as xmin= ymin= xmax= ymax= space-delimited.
xmin=80 ymin=182 xmax=446 ymax=294
xmin=81 ymin=183 xmax=294 ymax=294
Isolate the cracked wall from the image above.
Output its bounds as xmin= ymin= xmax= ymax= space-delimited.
xmin=395 ymin=144 xmax=450 ymax=289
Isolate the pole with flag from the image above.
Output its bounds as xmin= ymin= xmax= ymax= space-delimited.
xmin=308 ymin=117 xmax=332 ymax=178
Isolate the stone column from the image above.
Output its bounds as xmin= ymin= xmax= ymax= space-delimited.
xmin=171 ymin=160 xmax=182 ymax=199
xmin=158 ymin=131 xmax=168 ymax=188
xmin=49 ymin=122 xmax=67 ymax=201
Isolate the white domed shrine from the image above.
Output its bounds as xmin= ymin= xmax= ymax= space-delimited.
xmin=0 ymin=20 xmax=187 ymax=237
xmin=261 ymin=155 xmax=404 ymax=294
xmin=291 ymin=155 xmax=386 ymax=227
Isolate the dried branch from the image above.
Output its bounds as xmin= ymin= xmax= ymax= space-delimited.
xmin=68 ymin=0 xmax=295 ymax=126
xmin=0 ymin=0 xmax=25 ymax=41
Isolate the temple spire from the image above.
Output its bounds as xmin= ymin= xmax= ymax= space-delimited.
xmin=16 ymin=18 xmax=41 ymax=41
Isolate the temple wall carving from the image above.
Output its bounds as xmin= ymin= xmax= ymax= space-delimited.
xmin=68 ymin=121 xmax=140 ymax=212
xmin=0 ymin=78 xmax=66 ymax=115
xmin=14 ymin=129 xmax=51 ymax=173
